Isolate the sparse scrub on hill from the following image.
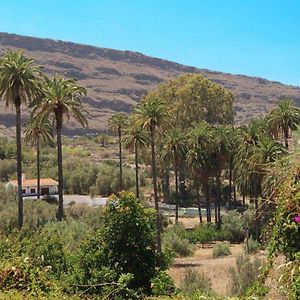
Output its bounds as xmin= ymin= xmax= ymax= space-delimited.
xmin=228 ymin=255 xmax=265 ymax=297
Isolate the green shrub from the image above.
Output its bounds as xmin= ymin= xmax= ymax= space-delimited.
xmin=92 ymin=163 xmax=135 ymax=196
xmin=162 ymin=232 xmax=194 ymax=257
xmin=73 ymin=192 xmax=168 ymax=295
xmin=244 ymin=237 xmax=261 ymax=254
xmin=190 ymin=223 xmax=217 ymax=245
xmin=0 ymin=159 xmax=17 ymax=181
xmin=212 ymin=241 xmax=231 ymax=257
xmin=228 ymin=255 xmax=264 ymax=296
xmin=150 ymin=271 xmax=177 ymax=296
xmin=221 ymin=211 xmax=244 ymax=242
xmin=65 ymin=204 xmax=104 ymax=231
xmin=180 ymin=268 xmax=212 ymax=296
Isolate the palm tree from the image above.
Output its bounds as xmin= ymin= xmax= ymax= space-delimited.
xmin=267 ymin=99 xmax=300 ymax=149
xmin=210 ymin=125 xmax=229 ymax=227
xmin=24 ymin=114 xmax=53 ymax=199
xmin=0 ymin=51 xmax=41 ymax=228
xmin=133 ymin=95 xmax=169 ymax=252
xmin=161 ymin=128 xmax=186 ymax=224
xmin=108 ymin=113 xmax=128 ymax=191
xmin=187 ymin=121 xmax=213 ymax=223
xmin=122 ymin=120 xmax=149 ymax=198
xmin=33 ymin=76 xmax=87 ymax=221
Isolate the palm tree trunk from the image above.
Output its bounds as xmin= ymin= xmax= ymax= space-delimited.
xmin=15 ymin=101 xmax=23 ymax=229
xmin=56 ymin=116 xmax=64 ymax=221
xmin=150 ymin=124 xmax=161 ymax=253
xmin=216 ymin=174 xmax=222 ymax=228
xmin=233 ymin=184 xmax=237 ymax=208
xmin=162 ymin=166 xmax=171 ymax=203
xmin=204 ymin=181 xmax=211 ymax=223
xmin=37 ymin=136 xmax=40 ymax=200
xmin=174 ymin=151 xmax=179 ymax=224
xmin=134 ymin=140 xmax=139 ymax=198
xmin=118 ymin=128 xmax=123 ymax=190
xmin=229 ymin=158 xmax=233 ymax=210
xmin=196 ymin=183 xmax=202 ymax=223
xmin=284 ymin=128 xmax=289 ymax=149
xmin=253 ymin=180 xmax=259 ymax=240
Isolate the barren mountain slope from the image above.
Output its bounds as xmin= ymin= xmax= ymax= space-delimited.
xmin=1 ymin=32 xmax=300 ymax=136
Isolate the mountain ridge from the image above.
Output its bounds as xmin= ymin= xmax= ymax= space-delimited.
xmin=0 ymin=32 xmax=300 ymax=136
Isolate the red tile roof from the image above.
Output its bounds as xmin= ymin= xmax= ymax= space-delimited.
xmin=9 ymin=178 xmax=58 ymax=187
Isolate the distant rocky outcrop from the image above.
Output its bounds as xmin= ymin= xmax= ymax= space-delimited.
xmin=1 ymin=32 xmax=300 ymax=136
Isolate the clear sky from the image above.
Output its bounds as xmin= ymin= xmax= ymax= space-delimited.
xmin=0 ymin=0 xmax=300 ymax=86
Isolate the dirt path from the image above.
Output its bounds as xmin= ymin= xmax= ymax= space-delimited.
xmin=168 ymin=244 xmax=267 ymax=297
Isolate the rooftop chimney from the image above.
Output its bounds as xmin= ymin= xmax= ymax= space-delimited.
xmin=21 ymin=173 xmax=25 ymax=182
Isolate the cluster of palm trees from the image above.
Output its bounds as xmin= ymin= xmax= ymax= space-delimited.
xmin=0 ymin=51 xmax=88 ymax=228
xmin=109 ymin=94 xmax=300 ymax=251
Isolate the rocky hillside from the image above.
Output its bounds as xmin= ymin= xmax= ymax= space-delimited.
xmin=1 ymin=32 xmax=300 ymax=136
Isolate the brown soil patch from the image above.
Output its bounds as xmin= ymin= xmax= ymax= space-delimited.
xmin=168 ymin=244 xmax=269 ymax=297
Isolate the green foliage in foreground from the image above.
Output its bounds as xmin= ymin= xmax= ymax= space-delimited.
xmin=0 ymin=192 xmax=173 ymax=299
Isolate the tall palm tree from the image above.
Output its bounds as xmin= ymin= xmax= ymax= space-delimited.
xmin=24 ymin=114 xmax=53 ymax=199
xmin=122 ymin=120 xmax=149 ymax=198
xmin=267 ymin=99 xmax=300 ymax=149
xmin=211 ymin=125 xmax=229 ymax=227
xmin=0 ymin=51 xmax=41 ymax=228
xmin=161 ymin=128 xmax=186 ymax=224
xmin=187 ymin=121 xmax=213 ymax=223
xmin=133 ymin=95 xmax=169 ymax=252
xmin=33 ymin=76 xmax=87 ymax=221
xmin=108 ymin=113 xmax=128 ymax=191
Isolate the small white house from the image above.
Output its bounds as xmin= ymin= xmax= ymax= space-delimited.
xmin=6 ymin=174 xmax=58 ymax=198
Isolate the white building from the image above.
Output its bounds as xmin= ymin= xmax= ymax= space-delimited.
xmin=6 ymin=174 xmax=58 ymax=198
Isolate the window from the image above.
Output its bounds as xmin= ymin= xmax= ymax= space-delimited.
xmin=30 ymin=188 xmax=35 ymax=193
xmin=22 ymin=189 xmax=26 ymax=194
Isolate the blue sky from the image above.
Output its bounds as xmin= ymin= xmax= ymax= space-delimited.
xmin=0 ymin=0 xmax=300 ymax=86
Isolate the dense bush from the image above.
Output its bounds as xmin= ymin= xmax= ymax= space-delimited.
xmin=91 ymin=163 xmax=135 ymax=196
xmin=212 ymin=242 xmax=231 ymax=257
xmin=221 ymin=211 xmax=245 ymax=243
xmin=0 ymin=159 xmax=17 ymax=181
xmin=189 ymin=223 xmax=217 ymax=245
xmin=71 ymin=192 xmax=170 ymax=296
xmin=162 ymin=231 xmax=194 ymax=257
xmin=179 ymin=268 xmax=212 ymax=296
xmin=150 ymin=271 xmax=177 ymax=296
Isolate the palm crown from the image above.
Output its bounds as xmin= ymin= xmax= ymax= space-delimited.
xmin=0 ymin=51 xmax=41 ymax=106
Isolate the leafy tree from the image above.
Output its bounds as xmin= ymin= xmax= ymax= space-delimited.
xmin=0 ymin=51 xmax=41 ymax=228
xmin=76 ymin=192 xmax=168 ymax=295
xmin=24 ymin=115 xmax=53 ymax=199
xmin=156 ymin=73 xmax=234 ymax=127
xmin=108 ymin=113 xmax=128 ymax=191
xmin=267 ymin=99 xmax=300 ymax=149
xmin=133 ymin=95 xmax=170 ymax=252
xmin=123 ymin=120 xmax=149 ymax=198
xmin=33 ymin=76 xmax=87 ymax=221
